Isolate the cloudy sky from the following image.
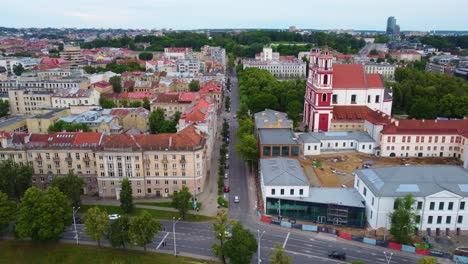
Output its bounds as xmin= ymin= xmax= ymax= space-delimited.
xmin=1 ymin=0 xmax=467 ymax=30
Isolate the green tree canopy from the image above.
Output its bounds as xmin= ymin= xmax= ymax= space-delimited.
xmin=0 ymin=191 xmax=16 ymax=235
xmin=189 ymin=80 xmax=200 ymax=92
xmin=48 ymin=120 xmax=91 ymax=132
xmin=235 ymin=134 xmax=259 ymax=163
xmin=390 ymin=194 xmax=417 ymax=244
xmin=13 ymin=63 xmax=24 ymax=76
xmin=109 ymin=76 xmax=122 ymax=93
xmin=128 ymin=212 xmax=162 ymax=251
xmin=224 ymin=221 xmax=258 ymax=264
xmin=268 ymin=244 xmax=292 ymax=264
xmin=171 ymin=185 xmax=192 ymax=220
xmin=99 ymin=97 xmax=117 ymax=109
xmin=0 ymin=100 xmax=9 ymax=118
xmin=0 ymin=159 xmax=33 ymax=200
xmin=84 ymin=206 xmax=109 ymax=247
xmin=52 ymin=170 xmax=84 ymax=207
xmin=138 ymin=52 xmax=153 ymax=61
xmin=120 ymin=178 xmax=134 ymax=214
xmin=106 ymin=214 xmax=130 ymax=248
xmin=212 ymin=209 xmax=232 ymax=264
xmin=16 ymin=187 xmax=71 ymax=241
xmin=149 ymin=108 xmax=177 ymax=134
xmin=142 ymin=97 xmax=150 ymax=110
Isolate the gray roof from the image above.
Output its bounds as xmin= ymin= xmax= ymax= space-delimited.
xmin=298 ymin=131 xmax=375 ymax=143
xmin=258 ymin=128 xmax=299 ymax=145
xmin=288 ymin=188 xmax=365 ymax=208
xmin=355 ymin=166 xmax=468 ymax=197
xmin=0 ymin=116 xmax=29 ymax=128
xmin=260 ymin=158 xmax=309 ymax=186
xmin=254 ymin=109 xmax=292 ymax=129
xmin=33 ymin=108 xmax=67 ymax=119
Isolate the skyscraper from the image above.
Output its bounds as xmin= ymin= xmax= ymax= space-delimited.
xmin=386 ymin=16 xmax=397 ymax=35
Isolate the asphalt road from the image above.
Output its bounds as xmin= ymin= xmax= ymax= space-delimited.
xmin=61 ymin=68 xmax=420 ymax=264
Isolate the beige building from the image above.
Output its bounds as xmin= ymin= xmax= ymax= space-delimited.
xmin=51 ymin=88 xmax=100 ymax=108
xmin=59 ymin=110 xmax=122 ymax=134
xmin=0 ymin=116 xmax=28 ymax=133
xmin=61 ymin=45 xmax=84 ymax=69
xmin=103 ymin=107 xmax=150 ymax=133
xmin=26 ymin=108 xmax=71 ymax=133
xmin=8 ymin=89 xmax=53 ymax=115
xmin=150 ymin=92 xmax=199 ymax=118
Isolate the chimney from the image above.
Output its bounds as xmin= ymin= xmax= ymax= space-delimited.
xmin=395 ymin=120 xmax=399 ymax=126
xmin=169 ymin=136 xmax=172 ymax=148
xmin=435 ymin=120 xmax=438 ymax=123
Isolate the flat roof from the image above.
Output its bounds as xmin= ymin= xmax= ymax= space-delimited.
xmin=254 ymin=109 xmax=292 ymax=129
xmin=288 ymin=188 xmax=365 ymax=208
xmin=355 ymin=166 xmax=468 ymax=197
xmin=260 ymin=157 xmax=309 ymax=186
xmin=0 ymin=116 xmax=29 ymax=128
xmin=258 ymin=128 xmax=299 ymax=145
xmin=298 ymin=131 xmax=375 ymax=143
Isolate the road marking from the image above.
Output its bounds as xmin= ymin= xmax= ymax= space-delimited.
xmin=156 ymin=232 xmax=169 ymax=249
xmin=376 ymin=258 xmax=386 ymax=262
xmin=282 ymin=232 xmax=290 ymax=248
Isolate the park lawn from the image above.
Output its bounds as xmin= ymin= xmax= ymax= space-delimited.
xmin=0 ymin=240 xmax=217 ymax=264
xmin=80 ymin=205 xmax=212 ymax=222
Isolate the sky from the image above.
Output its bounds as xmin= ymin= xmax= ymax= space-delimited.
xmin=1 ymin=0 xmax=467 ymax=31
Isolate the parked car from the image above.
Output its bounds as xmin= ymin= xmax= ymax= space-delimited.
xmin=226 ymin=137 xmax=230 ymax=143
xmin=224 ymin=172 xmax=229 ymax=179
xmin=226 ymin=153 xmax=230 ymax=159
xmin=233 ymin=114 xmax=237 ymax=119
xmin=234 ymin=196 xmax=240 ymax=203
xmin=224 ymin=186 xmax=230 ymax=193
xmin=108 ymin=214 xmax=120 ymax=221
xmin=225 ymin=163 xmax=230 ymax=169
xmin=328 ymin=250 xmax=346 ymax=260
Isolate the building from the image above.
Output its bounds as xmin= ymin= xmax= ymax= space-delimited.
xmin=303 ymin=48 xmax=392 ymax=132
xmin=0 ymin=131 xmax=103 ymax=195
xmin=92 ymin=81 xmax=113 ymax=94
xmin=59 ymin=110 xmax=121 ymax=133
xmin=51 ymin=88 xmax=100 ymax=108
xmin=354 ymin=165 xmax=468 ymax=234
xmin=0 ymin=116 xmax=28 ymax=133
xmin=299 ymin=131 xmax=376 ymax=156
xmin=386 ymin=16 xmax=400 ymax=35
xmin=26 ymin=108 xmax=70 ymax=133
xmin=103 ymin=107 xmax=150 ymax=133
xmin=176 ymin=60 xmax=205 ymax=73
xmin=150 ymin=92 xmax=199 ymax=118
xmin=164 ymin=47 xmax=192 ymax=60
xmin=8 ymin=89 xmax=52 ymax=115
xmin=254 ymin=109 xmax=293 ymax=131
xmin=61 ymin=45 xmax=84 ymax=69
xmin=261 ymin=157 xmax=366 ymax=228
xmin=199 ymin=80 xmax=222 ymax=107
xmin=364 ymin=63 xmax=396 ymax=79
xmin=388 ymin=51 xmax=422 ymax=62
xmin=243 ymin=47 xmax=307 ymax=78
xmin=96 ymin=125 xmax=207 ymax=199
xmin=258 ymin=128 xmax=301 ymax=158
xmin=289 ymin=26 xmax=297 ymax=32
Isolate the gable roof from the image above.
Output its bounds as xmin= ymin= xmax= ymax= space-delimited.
xmin=260 ymin=157 xmax=309 ymax=186
xmin=333 ymin=64 xmax=384 ymax=89
xmin=332 ymin=106 xmax=393 ymax=125
xmin=381 ymin=119 xmax=468 ymax=136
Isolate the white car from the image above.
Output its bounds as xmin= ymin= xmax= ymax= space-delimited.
xmin=234 ymin=196 xmax=240 ymax=203
xmin=224 ymin=172 xmax=229 ymax=179
xmin=108 ymin=214 xmax=120 ymax=220
xmin=226 ymin=153 xmax=230 ymax=159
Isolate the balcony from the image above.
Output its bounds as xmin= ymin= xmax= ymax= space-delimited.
xmin=180 ymin=158 xmax=186 ymax=164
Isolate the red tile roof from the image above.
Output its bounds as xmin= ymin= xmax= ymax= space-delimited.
xmin=332 ymin=106 xmax=393 ymax=125
xmin=93 ymin=81 xmax=111 ymax=88
xmin=332 ymin=64 xmax=384 ymax=89
xmin=120 ymin=92 xmax=153 ymax=100
xmin=381 ymin=119 xmax=468 ymax=136
xmin=182 ymin=98 xmax=212 ymax=123
xmin=154 ymin=92 xmax=179 ymax=103
xmin=200 ymin=81 xmax=222 ymax=94
xmin=26 ymin=132 xmax=103 ymax=148
xmin=178 ymin=92 xmax=199 ymax=102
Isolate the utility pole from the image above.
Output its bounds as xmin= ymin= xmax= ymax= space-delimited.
xmin=257 ymin=230 xmax=265 ymax=264
xmin=173 ymin=217 xmax=181 ymax=256
xmin=72 ymin=206 xmax=80 ymax=245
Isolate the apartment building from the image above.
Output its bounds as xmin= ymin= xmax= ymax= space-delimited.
xmin=51 ymin=88 xmax=100 ymax=108
xmin=8 ymin=89 xmax=52 ymax=115
xmin=61 ymin=45 xmax=84 ymax=69
xmin=150 ymin=92 xmax=199 ymax=118
xmin=364 ymin=62 xmax=396 ymax=79
xmin=96 ymin=125 xmax=207 ymax=199
xmin=177 ymin=60 xmax=205 ymax=73
xmin=243 ymin=47 xmax=307 ymax=78
xmin=354 ymin=166 xmax=468 ymax=234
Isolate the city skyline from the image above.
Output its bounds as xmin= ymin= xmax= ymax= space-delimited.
xmin=1 ymin=0 xmax=467 ymax=31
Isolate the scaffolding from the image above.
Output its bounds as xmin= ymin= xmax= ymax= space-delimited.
xmin=327 ymin=204 xmax=349 ymax=225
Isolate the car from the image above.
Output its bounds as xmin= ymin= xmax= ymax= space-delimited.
xmin=73 ymin=217 xmax=82 ymax=224
xmin=224 ymin=172 xmax=229 ymax=179
xmin=108 ymin=214 xmax=121 ymax=221
xmin=328 ymin=250 xmax=346 ymax=260
xmin=225 ymin=231 xmax=232 ymax=239
xmin=225 ymin=163 xmax=230 ymax=169
xmin=226 ymin=153 xmax=230 ymax=159
xmin=234 ymin=196 xmax=240 ymax=203
xmin=226 ymin=137 xmax=230 ymax=143
xmin=224 ymin=186 xmax=230 ymax=193
xmin=233 ymin=114 xmax=237 ymax=119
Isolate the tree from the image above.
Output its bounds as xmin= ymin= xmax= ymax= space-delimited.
xmin=369 ymin=49 xmax=379 ymax=55
xmin=212 ymin=209 xmax=232 ymax=264
xmin=235 ymin=134 xmax=259 ymax=163
xmin=16 ymin=187 xmax=71 ymax=241
xmin=149 ymin=108 xmax=178 ymax=134
xmin=84 ymin=206 xmax=109 ymax=247
xmin=390 ymin=194 xmax=417 ymax=244
xmin=268 ymin=244 xmax=292 ymax=264
xmin=224 ymin=221 xmax=257 ymax=264
xmin=418 ymin=256 xmax=437 ymax=264
xmin=129 ymin=101 xmax=142 ymax=108
xmin=128 ymin=212 xmax=162 ymax=251
xmin=138 ymin=52 xmax=154 ymax=61
xmin=99 ymin=97 xmax=117 ymax=109
xmin=120 ymin=178 xmax=134 ymax=214
xmin=119 ymin=99 xmax=129 ymax=107
xmin=142 ymin=97 xmax=150 ymax=110
xmin=48 ymin=120 xmax=91 ymax=132
xmin=171 ymin=185 xmax=192 ymax=220
xmin=13 ymin=63 xmax=24 ymax=76
xmin=106 ymin=214 xmax=130 ymax=248
xmin=0 ymin=159 xmax=33 ymax=201
xmin=0 ymin=100 xmax=9 ymax=117
xmin=0 ymin=191 xmax=16 ymax=235
xmin=189 ymin=80 xmax=200 ymax=92
xmin=52 ymin=170 xmax=84 ymax=207
xmin=109 ymin=76 xmax=122 ymax=93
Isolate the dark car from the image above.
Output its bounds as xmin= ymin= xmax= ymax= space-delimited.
xmin=328 ymin=250 xmax=346 ymax=260
xmin=73 ymin=217 xmax=82 ymax=224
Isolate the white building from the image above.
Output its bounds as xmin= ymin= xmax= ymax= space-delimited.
xmin=354 ymin=166 xmax=468 ymax=234
xmin=298 ymin=131 xmax=376 ymax=156
xmin=51 ymin=88 xmax=100 ymax=108
xmin=364 ymin=62 xmax=396 ymax=79
xmin=177 ymin=60 xmax=205 ymax=73
xmin=243 ymin=47 xmax=307 ymax=78
xmin=164 ymin=47 xmax=192 ymax=60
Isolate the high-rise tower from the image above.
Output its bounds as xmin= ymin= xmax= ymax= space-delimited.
xmin=303 ymin=47 xmax=334 ymax=132
xmin=386 ymin=16 xmax=397 ymax=35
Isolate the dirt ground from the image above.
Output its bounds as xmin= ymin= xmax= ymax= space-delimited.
xmin=301 ymin=152 xmax=463 ymax=188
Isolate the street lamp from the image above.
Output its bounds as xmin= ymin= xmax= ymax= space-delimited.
xmin=383 ymin=251 xmax=393 ymax=264
xmin=72 ymin=206 xmax=80 ymax=245
xmin=257 ymin=230 xmax=265 ymax=264
xmin=173 ymin=217 xmax=181 ymax=256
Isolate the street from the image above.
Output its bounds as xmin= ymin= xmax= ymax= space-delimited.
xmin=61 ymin=68 xmax=420 ymax=264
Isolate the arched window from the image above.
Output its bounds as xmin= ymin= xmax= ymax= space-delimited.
xmin=325 ymin=60 xmax=328 ymax=70
xmin=322 ymin=94 xmax=327 ymax=102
